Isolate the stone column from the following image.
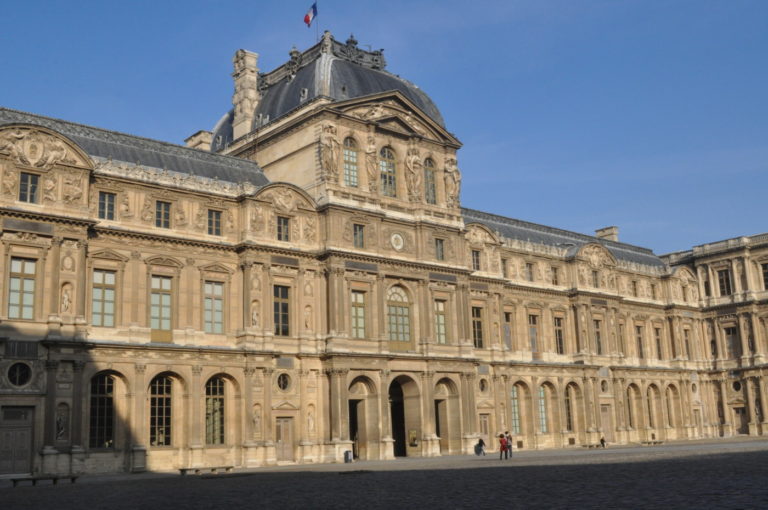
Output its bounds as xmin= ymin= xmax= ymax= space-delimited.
xmin=262 ymin=368 xmax=274 ymax=445
xmin=189 ymin=365 xmax=203 ymax=466
xmin=131 ymin=363 xmax=147 ymax=472
xmin=758 ymin=377 xmax=768 ymax=432
xmin=379 ymin=370 xmax=395 ymax=459
xmin=327 ymin=368 xmax=348 ymax=441
xmin=43 ymin=361 xmax=59 ymax=447
xmin=70 ymin=361 xmax=85 ymax=447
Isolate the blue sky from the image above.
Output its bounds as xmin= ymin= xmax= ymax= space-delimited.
xmin=2 ymin=1 xmax=766 ymax=254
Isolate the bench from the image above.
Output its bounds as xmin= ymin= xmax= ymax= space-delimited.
xmin=178 ymin=465 xmax=234 ymax=476
xmin=582 ymin=443 xmax=603 ymax=449
xmin=11 ymin=475 xmax=79 ymax=487
xmin=640 ymin=440 xmax=665 ymax=446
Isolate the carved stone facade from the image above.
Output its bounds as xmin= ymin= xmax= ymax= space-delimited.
xmin=0 ymin=34 xmax=766 ymax=476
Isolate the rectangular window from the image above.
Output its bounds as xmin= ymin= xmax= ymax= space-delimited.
xmin=501 ymin=259 xmax=508 ymax=278
xmin=471 ymin=250 xmax=481 ymax=271
xmin=203 ymin=281 xmax=224 ymax=334
xmin=89 ymin=375 xmax=115 ymax=448
xmin=435 ymin=300 xmax=447 ymax=344
xmin=635 ymin=325 xmax=644 ymax=359
xmin=631 ymin=281 xmax=638 ymax=297
xmin=98 ymin=191 xmax=116 ymax=220
xmin=8 ymin=257 xmax=36 ymax=319
xmin=654 ymin=327 xmax=662 ymax=359
xmin=554 ymin=317 xmax=565 ymax=354
xmin=503 ymin=312 xmax=513 ymax=349
xmin=762 ymin=263 xmax=768 ymax=290
xmin=343 ymin=142 xmax=358 ymax=187
xmin=718 ymin=269 xmax=732 ymax=296
xmin=92 ymin=269 xmax=116 ymax=327
xmin=424 ymin=168 xmax=437 ymax=204
xmin=510 ymin=386 xmax=521 ymax=434
xmin=528 ymin=314 xmax=538 ymax=352
xmin=273 ymin=285 xmax=290 ymax=336
xmin=205 ymin=378 xmax=225 ymax=445
xmin=380 ymin=156 xmax=396 ymax=197
xmin=594 ymin=319 xmax=603 ymax=355
xmin=651 ymin=284 xmax=657 ymax=300
xmin=479 ymin=413 xmax=490 ymax=437
xmin=684 ymin=329 xmax=691 ymax=359
xmin=19 ymin=172 xmax=39 ymax=203
xmin=351 ymin=291 xmax=366 ymax=339
xmin=277 ymin=216 xmax=290 ymax=242
xmin=150 ymin=276 xmax=172 ymax=331
xmin=618 ymin=323 xmax=626 ymax=355
xmin=155 ymin=201 xmax=171 ymax=229
xmin=435 ymin=239 xmax=445 ymax=261
xmin=525 ymin=263 xmax=534 ymax=282
xmin=551 ymin=267 xmax=559 ymax=285
xmin=592 ymin=270 xmax=600 ymax=288
xmin=538 ymin=386 xmax=548 ymax=433
xmin=471 ymin=306 xmax=484 ymax=348
xmin=353 ymin=224 xmax=365 ymax=249
xmin=208 ymin=209 xmax=222 ymax=236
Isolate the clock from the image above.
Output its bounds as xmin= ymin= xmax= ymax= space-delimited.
xmin=390 ymin=233 xmax=405 ymax=251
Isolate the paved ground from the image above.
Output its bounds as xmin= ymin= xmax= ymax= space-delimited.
xmin=3 ymin=438 xmax=768 ymax=509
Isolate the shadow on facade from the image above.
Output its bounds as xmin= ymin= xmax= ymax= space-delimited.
xmin=0 ymin=323 xmax=135 ymax=476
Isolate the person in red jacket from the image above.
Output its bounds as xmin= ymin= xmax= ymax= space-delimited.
xmin=498 ymin=434 xmax=507 ymax=460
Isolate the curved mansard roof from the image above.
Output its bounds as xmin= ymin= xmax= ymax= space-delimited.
xmin=211 ymin=33 xmax=444 ymax=150
xmin=0 ymin=107 xmax=269 ymax=188
xmin=462 ymin=208 xmax=666 ymax=268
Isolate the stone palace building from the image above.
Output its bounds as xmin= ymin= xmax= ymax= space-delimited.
xmin=1 ymin=32 xmax=767 ymax=475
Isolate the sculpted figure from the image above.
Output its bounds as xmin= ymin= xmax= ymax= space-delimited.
xmin=365 ymin=136 xmax=378 ymax=193
xmin=120 ymin=194 xmax=133 ymax=217
xmin=320 ymin=124 xmax=340 ymax=182
xmin=43 ymin=175 xmax=57 ymax=202
xmin=2 ymin=169 xmax=17 ymax=195
xmin=405 ymin=147 xmax=422 ymax=201
xmin=444 ymin=157 xmax=461 ymax=207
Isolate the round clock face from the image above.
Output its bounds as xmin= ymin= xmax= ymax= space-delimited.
xmin=390 ymin=233 xmax=405 ymax=251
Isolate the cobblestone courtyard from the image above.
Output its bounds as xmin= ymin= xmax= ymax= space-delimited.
xmin=3 ymin=439 xmax=768 ymax=509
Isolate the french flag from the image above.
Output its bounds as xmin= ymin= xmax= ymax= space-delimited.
xmin=304 ymin=2 xmax=317 ymax=27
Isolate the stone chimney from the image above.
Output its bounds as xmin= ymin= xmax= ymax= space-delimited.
xmin=595 ymin=226 xmax=619 ymax=242
xmin=185 ymin=130 xmax=212 ymax=151
xmin=232 ymin=49 xmax=259 ymax=141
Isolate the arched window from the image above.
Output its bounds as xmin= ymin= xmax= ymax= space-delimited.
xmin=205 ymin=376 xmax=225 ymax=445
xmin=150 ymin=375 xmax=173 ymax=446
xmin=538 ymin=385 xmax=548 ymax=433
xmin=423 ymin=158 xmax=436 ymax=204
xmin=89 ymin=373 xmax=115 ymax=448
xmin=379 ymin=147 xmax=396 ymax=197
xmin=343 ymin=137 xmax=359 ymax=187
xmin=510 ymin=385 xmax=521 ymax=434
xmin=387 ymin=286 xmax=410 ymax=342
xmin=647 ymin=387 xmax=656 ymax=428
xmin=666 ymin=387 xmax=675 ymax=428
xmin=564 ymin=385 xmax=574 ymax=432
xmin=627 ymin=387 xmax=635 ymax=428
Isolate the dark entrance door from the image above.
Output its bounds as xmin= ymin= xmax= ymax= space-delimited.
xmin=348 ymin=399 xmax=361 ymax=459
xmin=0 ymin=407 xmax=34 ymax=474
xmin=389 ymin=381 xmax=406 ymax=457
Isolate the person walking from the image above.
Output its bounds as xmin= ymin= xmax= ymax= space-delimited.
xmin=498 ymin=434 xmax=507 ymax=460
xmin=505 ymin=431 xmax=513 ymax=459
xmin=475 ymin=437 xmax=486 ymax=456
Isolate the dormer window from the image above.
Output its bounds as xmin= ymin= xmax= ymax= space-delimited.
xmin=379 ymin=147 xmax=396 ymax=197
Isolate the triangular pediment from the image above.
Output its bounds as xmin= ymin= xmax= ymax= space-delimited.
xmin=272 ymin=400 xmax=300 ymax=411
xmin=90 ymin=249 xmax=129 ymax=263
xmin=199 ymin=263 xmax=233 ymax=275
xmin=476 ymin=399 xmax=495 ymax=410
xmin=333 ymin=91 xmax=461 ymax=146
xmin=255 ymin=183 xmax=315 ymax=213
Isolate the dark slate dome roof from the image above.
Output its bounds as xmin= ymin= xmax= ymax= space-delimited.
xmin=211 ymin=33 xmax=444 ymax=151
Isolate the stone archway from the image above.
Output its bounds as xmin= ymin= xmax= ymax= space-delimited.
xmin=434 ymin=378 xmax=460 ymax=454
xmin=389 ymin=375 xmax=421 ymax=457
xmin=348 ymin=376 xmax=378 ymax=460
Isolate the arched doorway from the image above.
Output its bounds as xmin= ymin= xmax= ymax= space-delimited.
xmin=434 ymin=378 xmax=460 ymax=454
xmin=348 ymin=376 xmax=377 ymax=460
xmin=389 ymin=376 xmax=420 ymax=457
